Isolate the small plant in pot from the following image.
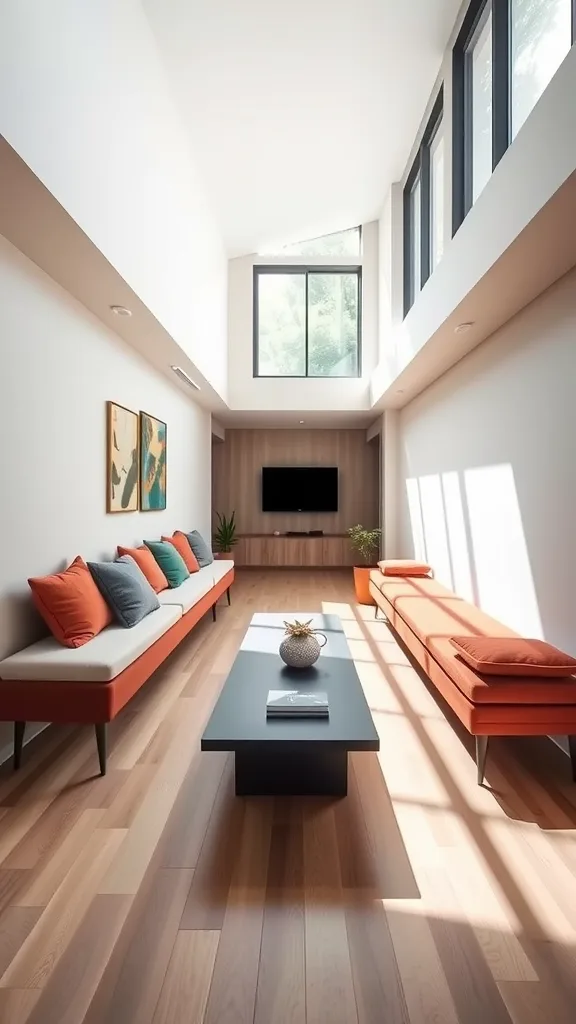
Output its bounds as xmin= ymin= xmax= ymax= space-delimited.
xmin=347 ymin=524 xmax=382 ymax=605
xmin=213 ymin=511 xmax=238 ymax=559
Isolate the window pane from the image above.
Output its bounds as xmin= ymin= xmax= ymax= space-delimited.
xmin=430 ymin=123 xmax=444 ymax=270
xmin=259 ymin=227 xmax=360 ymax=257
xmin=308 ymin=273 xmax=359 ymax=377
xmin=257 ymin=273 xmax=306 ymax=375
xmin=511 ymin=0 xmax=571 ymax=137
xmin=410 ymin=177 xmax=421 ymax=299
xmin=471 ymin=6 xmax=493 ymax=203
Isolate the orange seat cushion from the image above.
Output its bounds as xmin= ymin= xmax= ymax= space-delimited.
xmin=163 ymin=533 xmax=200 ymax=573
xmin=28 ymin=556 xmax=113 ymax=648
xmin=378 ymin=559 xmax=432 ymax=577
xmin=117 ymin=546 xmax=168 ymax=593
xmin=450 ymin=636 xmax=576 ymax=677
xmin=373 ymin=572 xmax=576 ymax=706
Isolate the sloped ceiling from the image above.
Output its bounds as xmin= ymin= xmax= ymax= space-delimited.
xmin=144 ymin=0 xmax=463 ymax=255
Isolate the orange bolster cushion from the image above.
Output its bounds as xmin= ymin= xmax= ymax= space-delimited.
xmin=163 ymin=533 xmax=200 ymax=573
xmin=28 ymin=556 xmax=113 ymax=648
xmin=378 ymin=559 xmax=432 ymax=577
xmin=450 ymin=636 xmax=576 ymax=677
xmin=117 ymin=545 xmax=168 ymax=593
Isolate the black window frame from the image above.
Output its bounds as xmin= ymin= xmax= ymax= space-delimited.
xmin=453 ymin=0 xmax=576 ymax=233
xmin=253 ymin=265 xmax=362 ymax=379
xmin=403 ymin=86 xmax=444 ymax=317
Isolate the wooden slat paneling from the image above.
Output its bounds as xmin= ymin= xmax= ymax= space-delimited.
xmin=212 ymin=429 xmax=379 ymax=537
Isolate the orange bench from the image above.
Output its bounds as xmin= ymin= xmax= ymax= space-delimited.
xmin=0 ymin=565 xmax=234 ymax=775
xmin=369 ymin=571 xmax=576 ymax=784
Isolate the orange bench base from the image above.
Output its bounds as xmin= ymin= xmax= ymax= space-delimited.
xmin=369 ymin=578 xmax=576 ymax=784
xmin=0 ymin=568 xmax=234 ymax=775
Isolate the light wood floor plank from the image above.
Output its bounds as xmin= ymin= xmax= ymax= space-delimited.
xmin=152 ymin=930 xmax=219 ymax=1024
xmin=0 ymin=829 xmax=126 ymax=988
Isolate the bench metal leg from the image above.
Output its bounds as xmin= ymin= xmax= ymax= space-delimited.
xmin=95 ymin=723 xmax=107 ymax=776
xmin=374 ymin=604 xmax=385 ymax=621
xmin=13 ymin=721 xmax=25 ymax=771
xmin=476 ymin=736 xmax=489 ymax=785
xmin=212 ymin=603 xmax=217 ymax=622
xmin=568 ymin=736 xmax=576 ymax=782
xmin=227 ymin=587 xmax=231 ymax=606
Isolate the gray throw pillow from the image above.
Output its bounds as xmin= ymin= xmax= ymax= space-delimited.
xmin=185 ymin=530 xmax=213 ymax=567
xmin=88 ymin=555 xmax=160 ymax=628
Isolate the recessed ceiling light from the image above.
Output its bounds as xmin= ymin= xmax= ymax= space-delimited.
xmin=171 ymin=365 xmax=201 ymax=391
xmin=455 ymin=321 xmax=474 ymax=334
xmin=396 ymin=389 xmax=404 ymax=394
xmin=109 ymin=304 xmax=132 ymax=317
xmin=299 ymin=420 xmax=305 ymax=424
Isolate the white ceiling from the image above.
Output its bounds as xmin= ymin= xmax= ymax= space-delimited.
xmin=144 ymin=0 xmax=462 ymax=256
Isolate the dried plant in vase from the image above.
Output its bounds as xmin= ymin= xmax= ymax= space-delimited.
xmin=279 ymin=619 xmax=328 ymax=669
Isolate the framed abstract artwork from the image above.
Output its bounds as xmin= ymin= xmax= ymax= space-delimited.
xmin=140 ymin=411 xmax=167 ymax=511
xmin=106 ymin=402 xmax=139 ymax=513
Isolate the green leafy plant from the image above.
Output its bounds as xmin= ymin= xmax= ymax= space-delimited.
xmin=347 ymin=524 xmax=381 ymax=566
xmin=214 ymin=511 xmax=238 ymax=553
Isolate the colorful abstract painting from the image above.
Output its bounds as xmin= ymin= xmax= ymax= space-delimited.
xmin=106 ymin=402 xmax=139 ymax=513
xmin=140 ymin=411 xmax=167 ymax=511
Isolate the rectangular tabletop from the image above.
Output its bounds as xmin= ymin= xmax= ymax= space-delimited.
xmin=201 ymin=612 xmax=380 ymax=753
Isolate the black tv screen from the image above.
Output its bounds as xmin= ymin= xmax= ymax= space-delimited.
xmin=262 ymin=467 xmax=338 ymax=513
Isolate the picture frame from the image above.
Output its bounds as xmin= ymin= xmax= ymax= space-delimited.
xmin=140 ymin=410 xmax=167 ymax=511
xmin=106 ymin=401 xmax=139 ymax=513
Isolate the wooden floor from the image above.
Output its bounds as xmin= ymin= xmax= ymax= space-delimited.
xmin=1 ymin=570 xmax=576 ymax=1023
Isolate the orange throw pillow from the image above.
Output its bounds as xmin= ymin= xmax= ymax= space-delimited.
xmin=378 ymin=559 xmax=432 ymax=577
xmin=117 ymin=546 xmax=168 ymax=593
xmin=163 ymin=533 xmax=200 ymax=573
xmin=28 ymin=556 xmax=112 ymax=648
xmin=450 ymin=636 xmax=576 ymax=677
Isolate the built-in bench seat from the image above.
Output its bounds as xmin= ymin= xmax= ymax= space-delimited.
xmin=0 ymin=561 xmax=235 ymax=775
xmin=369 ymin=570 xmax=576 ymax=783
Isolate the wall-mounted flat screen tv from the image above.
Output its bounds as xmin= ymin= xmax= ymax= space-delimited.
xmin=262 ymin=467 xmax=338 ymax=513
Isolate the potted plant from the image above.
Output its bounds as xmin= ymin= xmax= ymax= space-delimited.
xmin=213 ymin=511 xmax=238 ymax=558
xmin=347 ymin=524 xmax=382 ymax=605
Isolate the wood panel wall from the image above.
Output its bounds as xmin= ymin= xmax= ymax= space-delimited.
xmin=212 ymin=429 xmax=379 ymax=537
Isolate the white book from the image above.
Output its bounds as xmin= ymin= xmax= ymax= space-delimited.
xmin=266 ymin=690 xmax=329 ymax=711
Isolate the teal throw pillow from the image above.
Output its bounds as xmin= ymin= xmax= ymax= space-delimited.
xmin=144 ymin=540 xmax=190 ymax=588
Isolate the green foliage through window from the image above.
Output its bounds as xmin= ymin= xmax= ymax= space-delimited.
xmin=255 ymin=268 xmax=360 ymax=377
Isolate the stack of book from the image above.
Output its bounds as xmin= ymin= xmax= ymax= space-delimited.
xmin=266 ymin=690 xmax=329 ymax=719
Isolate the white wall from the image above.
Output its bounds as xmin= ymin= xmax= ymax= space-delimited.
xmin=227 ymin=222 xmax=379 ymax=411
xmin=397 ymin=268 xmax=576 ymax=653
xmin=0 ymin=0 xmax=228 ymax=399
xmin=0 ymin=234 xmax=211 ymax=764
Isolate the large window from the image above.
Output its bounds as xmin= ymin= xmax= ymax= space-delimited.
xmin=469 ymin=4 xmax=493 ymax=203
xmin=403 ymin=88 xmax=444 ymax=315
xmin=453 ymin=0 xmax=574 ymax=230
xmin=511 ymin=0 xmax=572 ymax=137
xmin=430 ymin=118 xmax=445 ymax=270
xmin=254 ymin=267 xmax=361 ymax=377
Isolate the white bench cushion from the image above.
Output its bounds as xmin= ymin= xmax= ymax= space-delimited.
xmin=0 ymin=605 xmax=182 ymax=683
xmin=211 ymin=559 xmax=234 ymax=583
xmin=157 ymin=566 xmax=215 ymax=613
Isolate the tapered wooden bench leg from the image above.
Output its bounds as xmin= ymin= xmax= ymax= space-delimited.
xmin=568 ymin=736 xmax=576 ymax=782
xmin=13 ymin=721 xmax=26 ymax=771
xmin=212 ymin=603 xmax=217 ymax=622
xmin=227 ymin=587 xmax=231 ymax=606
xmin=95 ymin=723 xmax=107 ymax=776
xmin=476 ymin=736 xmax=489 ymax=785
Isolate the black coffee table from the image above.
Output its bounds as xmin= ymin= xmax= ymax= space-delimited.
xmin=201 ymin=612 xmax=379 ymax=796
